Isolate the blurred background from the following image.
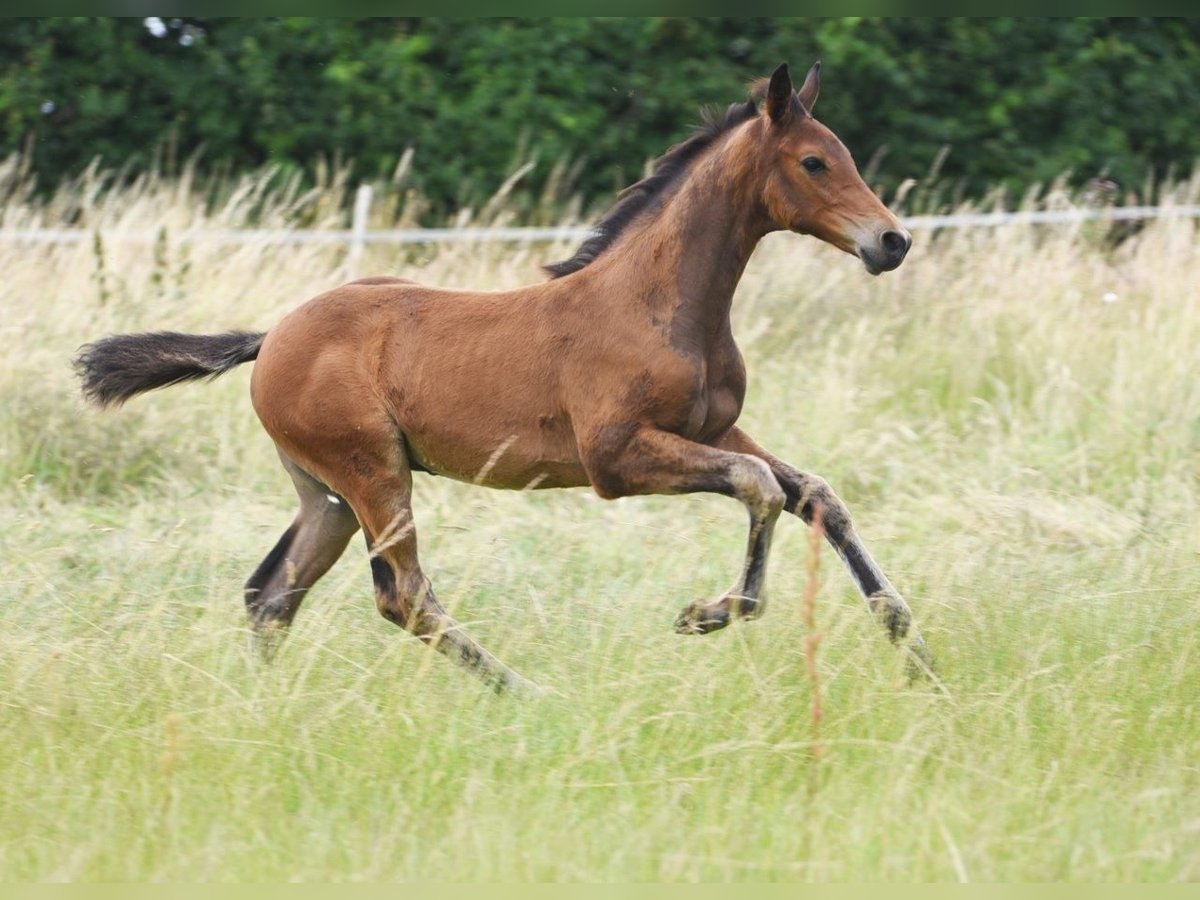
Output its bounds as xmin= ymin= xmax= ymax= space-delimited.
xmin=3 ymin=17 xmax=1198 ymax=221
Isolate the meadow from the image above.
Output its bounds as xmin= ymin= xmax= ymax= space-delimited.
xmin=1 ymin=160 xmax=1198 ymax=880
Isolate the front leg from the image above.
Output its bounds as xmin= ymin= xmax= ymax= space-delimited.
xmin=579 ymin=425 xmax=785 ymax=634
xmin=718 ymin=427 xmax=933 ymax=674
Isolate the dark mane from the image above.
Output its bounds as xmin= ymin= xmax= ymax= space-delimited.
xmin=543 ymin=97 xmax=760 ymax=279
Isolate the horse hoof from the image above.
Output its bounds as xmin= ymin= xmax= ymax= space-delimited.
xmin=493 ymin=669 xmax=549 ymax=699
xmin=674 ymin=602 xmax=731 ymax=635
xmin=903 ymin=635 xmax=936 ymax=683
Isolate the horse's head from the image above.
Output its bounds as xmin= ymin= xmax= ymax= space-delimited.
xmin=755 ymin=62 xmax=910 ymax=275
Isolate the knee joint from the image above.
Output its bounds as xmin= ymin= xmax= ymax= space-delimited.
xmin=801 ymin=476 xmax=850 ymax=531
xmin=734 ymin=457 xmax=785 ymax=518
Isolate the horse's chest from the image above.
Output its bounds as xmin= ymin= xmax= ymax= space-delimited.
xmin=681 ymin=353 xmax=747 ymax=443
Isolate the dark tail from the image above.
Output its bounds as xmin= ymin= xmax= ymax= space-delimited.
xmin=74 ymin=330 xmax=266 ymax=408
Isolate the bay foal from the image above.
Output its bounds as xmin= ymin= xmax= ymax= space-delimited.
xmin=76 ymin=63 xmax=930 ymax=691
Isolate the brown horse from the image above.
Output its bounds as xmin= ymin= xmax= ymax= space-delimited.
xmin=76 ymin=63 xmax=930 ymax=692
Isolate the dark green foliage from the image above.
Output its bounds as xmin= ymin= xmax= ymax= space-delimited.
xmin=4 ymin=18 xmax=1198 ymax=219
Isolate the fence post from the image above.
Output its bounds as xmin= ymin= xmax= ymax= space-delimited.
xmin=348 ymin=183 xmax=373 ymax=277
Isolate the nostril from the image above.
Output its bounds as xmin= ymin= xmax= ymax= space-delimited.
xmin=881 ymin=230 xmax=910 ymax=257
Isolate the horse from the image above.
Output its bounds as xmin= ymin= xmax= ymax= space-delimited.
xmin=75 ymin=63 xmax=931 ymax=692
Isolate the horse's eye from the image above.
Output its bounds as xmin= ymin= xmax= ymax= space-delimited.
xmin=801 ymin=156 xmax=825 ymax=174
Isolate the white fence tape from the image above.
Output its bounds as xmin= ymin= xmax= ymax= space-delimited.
xmin=0 ymin=224 xmax=593 ymax=245
xmin=3 ymin=204 xmax=1198 ymax=248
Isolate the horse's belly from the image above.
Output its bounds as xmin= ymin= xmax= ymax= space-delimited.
xmin=402 ymin=419 xmax=589 ymax=491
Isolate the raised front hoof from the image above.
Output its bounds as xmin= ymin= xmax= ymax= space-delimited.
xmin=865 ymin=589 xmax=935 ymax=684
xmin=673 ymin=595 xmax=761 ymax=635
xmin=674 ymin=605 xmax=731 ymax=635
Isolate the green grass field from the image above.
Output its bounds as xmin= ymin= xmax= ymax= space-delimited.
xmin=2 ymin=168 xmax=1199 ymax=880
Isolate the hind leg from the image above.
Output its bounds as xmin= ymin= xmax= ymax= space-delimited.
xmin=282 ymin=425 xmax=533 ymax=693
xmin=244 ymin=452 xmax=360 ymax=658
xmin=348 ymin=461 xmax=533 ymax=694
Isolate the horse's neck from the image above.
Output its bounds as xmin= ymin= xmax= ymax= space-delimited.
xmin=596 ymin=145 xmax=769 ymax=352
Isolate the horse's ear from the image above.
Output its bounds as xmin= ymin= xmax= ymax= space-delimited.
xmin=797 ymin=61 xmax=821 ymax=114
xmin=765 ymin=62 xmax=796 ymax=124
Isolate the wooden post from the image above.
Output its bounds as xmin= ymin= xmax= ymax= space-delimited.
xmin=348 ymin=183 xmax=373 ymax=277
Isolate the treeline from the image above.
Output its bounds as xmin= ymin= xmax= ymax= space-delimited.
xmin=3 ymin=18 xmax=1199 ymax=219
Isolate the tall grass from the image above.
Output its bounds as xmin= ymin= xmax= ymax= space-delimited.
xmin=1 ymin=160 xmax=1199 ymax=880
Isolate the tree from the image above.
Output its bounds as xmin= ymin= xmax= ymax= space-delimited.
xmin=2 ymin=18 xmax=1197 ymax=219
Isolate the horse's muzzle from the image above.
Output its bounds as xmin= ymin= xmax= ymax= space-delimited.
xmin=860 ymin=229 xmax=912 ymax=275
